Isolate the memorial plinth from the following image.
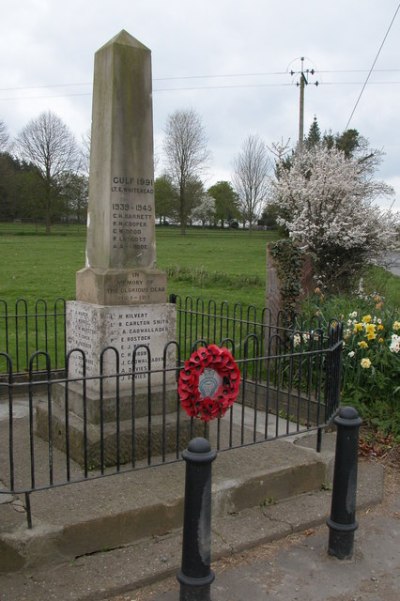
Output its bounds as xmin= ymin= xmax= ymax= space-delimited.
xmin=36 ymin=31 xmax=179 ymax=467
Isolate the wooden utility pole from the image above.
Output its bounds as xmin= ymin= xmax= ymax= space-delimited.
xmin=290 ymin=57 xmax=318 ymax=149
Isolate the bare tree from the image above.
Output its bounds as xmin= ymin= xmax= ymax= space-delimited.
xmin=0 ymin=120 xmax=10 ymax=152
xmin=163 ymin=108 xmax=210 ymax=233
xmin=232 ymin=135 xmax=271 ymax=229
xmin=81 ymin=129 xmax=91 ymax=176
xmin=15 ymin=111 xmax=81 ymax=233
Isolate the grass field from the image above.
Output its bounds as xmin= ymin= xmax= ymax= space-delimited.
xmin=1 ymin=222 xmax=400 ymax=311
xmin=0 ymin=224 xmax=280 ymax=308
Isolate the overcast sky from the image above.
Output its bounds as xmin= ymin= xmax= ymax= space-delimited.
xmin=1 ymin=0 xmax=400 ymax=210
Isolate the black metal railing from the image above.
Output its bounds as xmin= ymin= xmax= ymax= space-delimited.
xmin=0 ymin=296 xmax=343 ymax=526
xmin=0 ymin=295 xmax=321 ymax=375
xmin=0 ymin=298 xmax=66 ymax=373
xmin=0 ymin=322 xmax=342 ymax=526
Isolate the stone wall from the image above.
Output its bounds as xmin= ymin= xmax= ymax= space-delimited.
xmin=266 ymin=243 xmax=315 ymax=327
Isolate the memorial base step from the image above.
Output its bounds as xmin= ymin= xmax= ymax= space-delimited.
xmin=36 ymin=401 xmax=203 ymax=469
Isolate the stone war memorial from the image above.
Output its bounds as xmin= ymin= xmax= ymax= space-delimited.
xmin=37 ymin=31 xmax=178 ymax=466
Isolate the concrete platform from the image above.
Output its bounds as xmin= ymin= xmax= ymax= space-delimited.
xmin=0 ymin=382 xmax=385 ymax=599
xmin=0 ymin=424 xmax=385 ymax=601
xmin=0 ymin=432 xmax=329 ymax=567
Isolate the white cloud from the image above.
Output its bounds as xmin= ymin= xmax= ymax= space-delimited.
xmin=1 ymin=0 xmax=400 ymax=209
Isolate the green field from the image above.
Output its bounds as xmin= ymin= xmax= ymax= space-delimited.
xmin=1 ymin=222 xmax=399 ymax=312
xmin=0 ymin=224 xmax=281 ymax=308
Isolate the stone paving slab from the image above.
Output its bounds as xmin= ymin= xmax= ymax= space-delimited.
xmin=0 ymin=460 xmax=383 ymax=601
xmin=0 ymin=435 xmax=329 ymax=571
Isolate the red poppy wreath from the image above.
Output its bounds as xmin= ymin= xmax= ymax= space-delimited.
xmin=178 ymin=344 xmax=241 ymax=422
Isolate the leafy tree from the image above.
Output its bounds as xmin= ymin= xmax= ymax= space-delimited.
xmin=15 ymin=111 xmax=82 ymax=233
xmin=207 ymin=181 xmax=240 ymax=228
xmin=232 ymin=135 xmax=271 ymax=229
xmin=163 ymin=109 xmax=210 ymax=234
xmin=323 ymin=128 xmax=360 ymax=158
xmin=305 ymin=117 xmax=361 ymax=158
xmin=0 ymin=153 xmax=42 ymax=221
xmin=270 ymin=143 xmax=398 ymax=293
xmin=154 ymin=175 xmax=178 ymax=224
xmin=304 ymin=116 xmax=321 ymax=150
xmin=258 ymin=203 xmax=280 ymax=229
xmin=58 ymin=172 xmax=88 ymax=223
xmin=0 ymin=152 xmax=17 ymax=220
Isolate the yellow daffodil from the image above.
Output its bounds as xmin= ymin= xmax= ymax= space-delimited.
xmin=358 ymin=341 xmax=368 ymax=349
xmin=377 ymin=324 xmax=384 ymax=331
xmin=360 ymin=358 xmax=372 ymax=369
xmin=365 ymin=323 xmax=376 ymax=340
xmin=393 ymin=321 xmax=400 ymax=332
xmin=353 ymin=323 xmax=363 ymax=333
xmin=362 ymin=314 xmax=372 ymax=323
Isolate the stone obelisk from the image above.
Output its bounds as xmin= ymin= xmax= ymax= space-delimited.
xmin=77 ymin=30 xmax=166 ymax=304
xmin=67 ymin=30 xmax=176 ymax=390
xmin=37 ymin=32 xmax=177 ymax=466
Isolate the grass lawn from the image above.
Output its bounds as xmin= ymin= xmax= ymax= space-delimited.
xmin=0 ymin=224 xmax=281 ymax=309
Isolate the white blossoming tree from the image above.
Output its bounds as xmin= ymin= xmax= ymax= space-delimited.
xmin=191 ymin=194 xmax=216 ymax=227
xmin=269 ymin=143 xmax=398 ymax=292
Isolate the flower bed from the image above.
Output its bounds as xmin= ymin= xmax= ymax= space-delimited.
xmin=341 ymin=309 xmax=400 ymax=437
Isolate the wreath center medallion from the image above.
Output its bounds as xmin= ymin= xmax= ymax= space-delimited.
xmin=178 ymin=344 xmax=241 ymax=422
xmin=199 ymin=368 xmax=222 ymax=398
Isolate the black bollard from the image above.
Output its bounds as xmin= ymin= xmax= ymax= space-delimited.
xmin=327 ymin=406 xmax=362 ymax=559
xmin=177 ymin=437 xmax=217 ymax=601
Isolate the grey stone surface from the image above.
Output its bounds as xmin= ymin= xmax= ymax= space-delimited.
xmin=76 ymin=30 xmax=169 ymax=306
xmin=0 ymin=436 xmax=338 ymax=572
xmin=35 ymin=404 xmax=199 ymax=468
xmin=0 ymin=457 xmax=384 ymax=600
xmin=78 ymin=31 xmax=166 ymax=307
xmin=66 ymin=301 xmax=176 ymax=394
xmin=76 ymin=267 xmax=167 ymax=306
xmin=36 ymin=31 xmax=178 ymax=464
xmin=84 ymin=30 xmax=156 ymax=275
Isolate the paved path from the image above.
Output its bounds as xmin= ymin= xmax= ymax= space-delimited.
xmin=384 ymin=251 xmax=400 ymax=276
xmin=107 ymin=459 xmax=400 ymax=601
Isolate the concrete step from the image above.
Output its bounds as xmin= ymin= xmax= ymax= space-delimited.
xmin=0 ymin=431 xmax=334 ymax=573
xmin=0 ymin=456 xmax=384 ymax=601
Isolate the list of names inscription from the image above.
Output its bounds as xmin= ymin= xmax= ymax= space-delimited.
xmin=111 ymin=175 xmax=154 ymax=260
xmin=67 ymin=302 xmax=175 ymax=390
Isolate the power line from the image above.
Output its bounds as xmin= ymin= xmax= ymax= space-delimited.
xmin=2 ymin=68 xmax=400 ymax=94
xmin=345 ymin=2 xmax=400 ymax=129
xmin=155 ymin=70 xmax=289 ymax=80
xmin=2 ymin=80 xmax=400 ymax=102
xmin=0 ymin=72 xmax=288 ymax=93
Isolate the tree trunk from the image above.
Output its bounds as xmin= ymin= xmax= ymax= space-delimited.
xmin=45 ymin=180 xmax=52 ymax=234
xmin=179 ymin=187 xmax=186 ymax=235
